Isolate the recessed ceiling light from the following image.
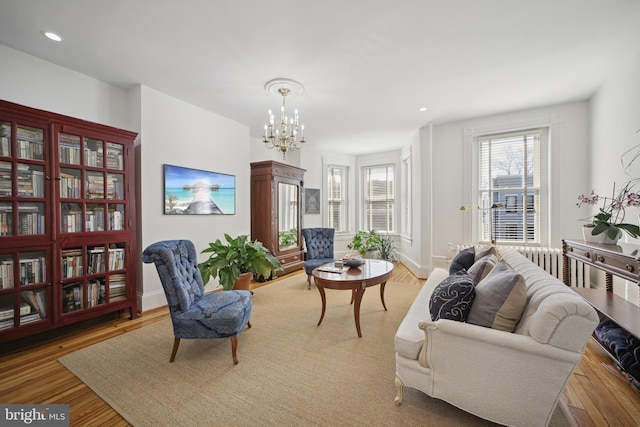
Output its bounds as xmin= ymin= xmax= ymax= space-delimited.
xmin=418 ymin=107 xmax=427 ymax=112
xmin=42 ymin=31 xmax=63 ymax=42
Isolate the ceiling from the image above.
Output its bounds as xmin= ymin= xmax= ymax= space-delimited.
xmin=1 ymin=0 xmax=639 ymax=155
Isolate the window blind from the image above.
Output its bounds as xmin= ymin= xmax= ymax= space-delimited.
xmin=363 ymin=165 xmax=394 ymax=233
xmin=327 ymin=165 xmax=346 ymax=232
xmin=478 ymin=130 xmax=540 ymax=243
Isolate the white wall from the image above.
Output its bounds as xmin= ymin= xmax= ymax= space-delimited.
xmin=0 ymin=45 xmax=131 ymax=130
xmin=426 ymin=101 xmax=590 ymax=270
xmin=138 ymin=86 xmax=252 ymax=310
xmin=589 ymin=52 xmax=640 ymax=304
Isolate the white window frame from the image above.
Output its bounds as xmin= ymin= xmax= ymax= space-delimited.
xmin=361 ymin=163 xmax=395 ymax=233
xmin=472 ymin=127 xmax=549 ymax=245
xmin=322 ymin=157 xmax=354 ymax=234
xmin=326 ymin=164 xmax=348 ymax=233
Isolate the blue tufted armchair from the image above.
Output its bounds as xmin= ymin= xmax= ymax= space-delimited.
xmin=301 ymin=228 xmax=335 ymax=289
xmin=142 ymin=240 xmax=252 ymax=364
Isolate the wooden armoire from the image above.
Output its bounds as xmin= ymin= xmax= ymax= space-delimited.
xmin=250 ymin=161 xmax=305 ymax=275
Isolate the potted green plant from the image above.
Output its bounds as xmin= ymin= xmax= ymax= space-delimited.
xmin=199 ymin=234 xmax=282 ymax=290
xmin=375 ymin=235 xmax=398 ymax=262
xmin=577 ymin=185 xmax=640 ymax=244
xmin=347 ymin=230 xmax=382 ymax=257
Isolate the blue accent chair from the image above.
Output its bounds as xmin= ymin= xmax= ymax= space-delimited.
xmin=142 ymin=240 xmax=252 ymax=364
xmin=301 ymin=228 xmax=336 ymax=289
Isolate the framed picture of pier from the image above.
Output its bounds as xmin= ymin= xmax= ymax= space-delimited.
xmin=163 ymin=164 xmax=236 ymax=215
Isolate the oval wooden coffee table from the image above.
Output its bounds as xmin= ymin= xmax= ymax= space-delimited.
xmin=312 ymin=259 xmax=394 ymax=337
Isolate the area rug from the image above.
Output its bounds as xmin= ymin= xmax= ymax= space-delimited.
xmin=59 ymin=273 xmax=568 ymax=427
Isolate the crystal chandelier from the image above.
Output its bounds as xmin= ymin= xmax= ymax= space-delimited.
xmin=262 ymin=79 xmax=306 ymax=159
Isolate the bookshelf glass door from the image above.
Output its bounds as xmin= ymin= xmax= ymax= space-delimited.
xmin=84 ymin=137 xmax=104 ymax=168
xmin=61 ymin=202 xmax=82 ymax=233
xmin=0 ymin=161 xmax=11 ymax=197
xmin=86 ymin=204 xmax=105 ymax=232
xmin=0 ymin=203 xmax=11 ymax=237
xmin=59 ymin=133 xmax=81 ymax=165
xmin=105 ymin=142 xmax=123 ymax=170
xmin=17 ymin=203 xmax=45 ymax=235
xmin=19 ymin=289 xmax=46 ymax=325
xmin=0 ymin=122 xmax=10 ymax=157
xmin=1 ymin=248 xmax=50 ymax=330
xmin=108 ymin=204 xmax=125 ymax=230
xmin=16 ymin=126 xmax=44 ymax=161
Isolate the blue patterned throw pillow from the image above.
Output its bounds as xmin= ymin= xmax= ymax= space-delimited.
xmin=449 ymin=247 xmax=475 ymax=274
xmin=429 ymin=271 xmax=476 ymax=322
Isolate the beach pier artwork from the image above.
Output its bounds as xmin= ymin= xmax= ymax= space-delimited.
xmin=164 ymin=164 xmax=236 ymax=215
xmin=183 ymin=181 xmax=221 ymax=214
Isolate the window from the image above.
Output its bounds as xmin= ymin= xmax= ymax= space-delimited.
xmin=327 ymin=165 xmax=347 ymax=232
xmin=363 ymin=165 xmax=394 ymax=233
xmin=477 ymin=129 xmax=540 ymax=244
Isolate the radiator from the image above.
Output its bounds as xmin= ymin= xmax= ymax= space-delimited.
xmin=453 ymin=244 xmax=563 ymax=279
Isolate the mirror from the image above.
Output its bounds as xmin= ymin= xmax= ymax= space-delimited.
xmin=278 ymin=183 xmax=298 ymax=250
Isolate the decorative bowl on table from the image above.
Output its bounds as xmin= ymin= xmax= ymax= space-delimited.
xmin=343 ymin=258 xmax=364 ymax=268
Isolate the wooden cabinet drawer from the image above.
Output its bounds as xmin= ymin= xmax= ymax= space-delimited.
xmin=278 ymin=252 xmax=303 ymax=266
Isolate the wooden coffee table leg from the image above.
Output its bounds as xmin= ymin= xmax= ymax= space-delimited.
xmin=317 ymin=285 xmax=327 ymax=326
xmin=380 ymin=281 xmax=387 ymax=311
xmin=353 ymin=287 xmax=366 ymax=337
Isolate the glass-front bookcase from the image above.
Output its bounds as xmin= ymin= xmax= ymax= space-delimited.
xmin=0 ymin=100 xmax=137 ymax=343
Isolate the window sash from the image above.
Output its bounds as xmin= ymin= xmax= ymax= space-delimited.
xmin=477 ymin=130 xmax=540 ymax=244
xmin=363 ymin=165 xmax=394 ymax=233
xmin=327 ymin=165 xmax=346 ymax=232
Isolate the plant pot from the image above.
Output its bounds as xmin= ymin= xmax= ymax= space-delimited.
xmin=233 ymin=272 xmax=253 ymax=291
xmin=582 ymin=227 xmax=621 ymax=245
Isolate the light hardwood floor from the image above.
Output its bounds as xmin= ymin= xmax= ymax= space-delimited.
xmin=1 ymin=264 xmax=639 ymax=426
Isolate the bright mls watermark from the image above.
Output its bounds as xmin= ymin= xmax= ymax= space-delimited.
xmin=1 ymin=405 xmax=69 ymax=426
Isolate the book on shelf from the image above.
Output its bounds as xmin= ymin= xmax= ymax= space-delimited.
xmin=62 ymin=282 xmax=83 ymax=313
xmin=108 ymin=248 xmax=125 ymax=270
xmin=17 ymin=126 xmax=43 ymax=143
xmin=18 ymin=211 xmax=45 ymax=235
xmin=0 ymin=123 xmax=10 ymax=156
xmin=106 ymin=143 xmax=123 ymax=170
xmin=60 ymin=172 xmax=80 ymax=198
xmin=87 ymin=247 xmax=105 ymax=274
xmin=87 ymin=279 xmax=106 ymax=307
xmin=21 ymin=290 xmax=46 ymax=319
xmin=59 ymin=134 xmax=81 ymax=164
xmin=84 ymin=145 xmax=104 ymax=167
xmin=20 ymin=312 xmax=42 ymax=325
xmin=0 ymin=302 xmax=31 ymax=321
xmin=85 ymin=209 xmax=105 ymax=232
xmin=0 ymin=212 xmax=12 ymax=236
xmin=1 ymin=259 xmax=15 ymax=289
xmin=19 ymin=255 xmax=46 ymax=285
xmin=17 ymin=139 xmax=44 ymax=160
xmin=0 ymin=319 xmax=15 ymax=330
xmin=109 ymin=210 xmax=123 ymax=230
xmin=108 ymin=273 xmax=126 ymax=299
xmin=61 ymin=249 xmax=83 ymax=278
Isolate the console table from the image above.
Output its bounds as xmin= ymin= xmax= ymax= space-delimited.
xmin=562 ymin=239 xmax=640 ymax=343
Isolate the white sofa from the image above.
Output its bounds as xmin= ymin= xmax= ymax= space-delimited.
xmin=394 ymin=247 xmax=599 ymax=427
